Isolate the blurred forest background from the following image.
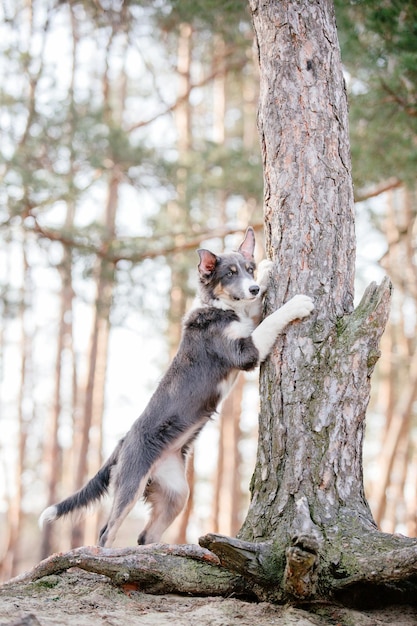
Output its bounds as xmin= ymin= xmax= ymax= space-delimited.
xmin=0 ymin=0 xmax=416 ymax=581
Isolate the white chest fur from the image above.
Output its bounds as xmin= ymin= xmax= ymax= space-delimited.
xmin=223 ymin=314 xmax=256 ymax=341
xmin=217 ymin=312 xmax=257 ymax=402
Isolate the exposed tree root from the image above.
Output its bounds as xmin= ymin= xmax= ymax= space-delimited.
xmin=3 ymin=531 xmax=417 ymax=607
xmin=1 ymin=544 xmax=250 ymax=597
xmin=200 ymin=532 xmax=320 ymax=601
xmin=200 ymin=528 xmax=417 ymax=605
xmin=332 ymin=542 xmax=417 ymax=589
xmin=199 ymin=533 xmax=270 ymax=584
xmin=283 ymin=534 xmax=320 ymax=599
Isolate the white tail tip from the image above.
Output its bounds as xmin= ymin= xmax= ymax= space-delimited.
xmin=39 ymin=505 xmax=58 ymax=529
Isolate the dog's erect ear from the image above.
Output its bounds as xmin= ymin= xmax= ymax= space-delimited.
xmin=238 ymin=227 xmax=255 ymax=260
xmin=197 ymin=249 xmax=218 ymax=277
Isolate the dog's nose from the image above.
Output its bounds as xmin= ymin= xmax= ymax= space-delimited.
xmin=249 ymin=285 xmax=260 ymax=296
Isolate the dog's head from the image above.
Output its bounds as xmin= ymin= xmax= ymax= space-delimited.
xmin=197 ymin=227 xmax=260 ymax=308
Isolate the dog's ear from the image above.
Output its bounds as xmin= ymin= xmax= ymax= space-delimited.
xmin=238 ymin=227 xmax=255 ymax=260
xmin=197 ymin=249 xmax=218 ymax=277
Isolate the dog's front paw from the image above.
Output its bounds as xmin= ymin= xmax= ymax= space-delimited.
xmin=257 ymin=259 xmax=274 ymax=289
xmin=257 ymin=259 xmax=273 ymax=274
xmin=283 ymin=294 xmax=314 ymax=320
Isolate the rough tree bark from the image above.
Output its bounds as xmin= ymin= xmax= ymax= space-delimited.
xmin=5 ymin=0 xmax=417 ymax=608
xmin=201 ymin=0 xmax=417 ymax=605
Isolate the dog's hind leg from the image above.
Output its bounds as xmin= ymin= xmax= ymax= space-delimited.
xmin=98 ymin=474 xmax=149 ymax=547
xmin=138 ymin=451 xmax=189 ymax=545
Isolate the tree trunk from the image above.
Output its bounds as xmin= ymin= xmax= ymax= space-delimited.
xmin=212 ymin=374 xmax=245 ymax=536
xmin=200 ymin=0 xmax=417 ymax=605
xmin=1 ymin=246 xmax=32 ymax=579
xmin=40 ymin=249 xmax=74 ymax=560
xmin=169 ymin=23 xmax=195 ymax=542
xmin=70 ymin=173 xmax=117 ymax=548
xmin=240 ymin=0 xmax=363 ymax=538
xmin=369 ymin=187 xmax=417 ymax=533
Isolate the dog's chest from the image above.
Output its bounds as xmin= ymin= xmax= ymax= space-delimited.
xmin=216 ymin=313 xmax=256 ymax=402
xmin=223 ymin=313 xmax=256 ymax=341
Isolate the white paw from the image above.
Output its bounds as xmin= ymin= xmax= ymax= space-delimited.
xmin=282 ymin=294 xmax=314 ymax=320
xmin=257 ymin=259 xmax=274 ymax=289
xmin=257 ymin=259 xmax=273 ymax=275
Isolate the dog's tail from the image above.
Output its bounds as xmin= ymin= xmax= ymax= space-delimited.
xmin=39 ymin=439 xmax=123 ymax=529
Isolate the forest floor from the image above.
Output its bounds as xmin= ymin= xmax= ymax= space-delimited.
xmin=1 ymin=570 xmax=417 ymax=626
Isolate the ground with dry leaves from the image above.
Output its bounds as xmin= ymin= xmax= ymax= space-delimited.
xmin=1 ymin=570 xmax=417 ymax=626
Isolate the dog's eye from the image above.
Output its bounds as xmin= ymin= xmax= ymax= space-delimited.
xmin=247 ymin=267 xmax=254 ymax=275
xmin=227 ymin=270 xmax=234 ymax=278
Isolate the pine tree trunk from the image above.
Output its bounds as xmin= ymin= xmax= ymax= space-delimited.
xmin=212 ymin=374 xmax=245 ymax=536
xmin=370 ymin=187 xmax=417 ymax=533
xmin=240 ymin=0 xmax=363 ymax=539
xmin=1 ymin=246 xmax=32 ymax=579
xmin=70 ymin=173 xmax=117 ymax=548
xmin=169 ymin=23 xmax=195 ymax=542
xmin=200 ymin=0 xmax=417 ymax=605
xmin=40 ymin=249 xmax=73 ymax=559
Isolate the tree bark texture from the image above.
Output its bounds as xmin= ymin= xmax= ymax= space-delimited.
xmin=241 ymin=0 xmax=364 ymax=540
xmin=206 ymin=0 xmax=417 ymax=604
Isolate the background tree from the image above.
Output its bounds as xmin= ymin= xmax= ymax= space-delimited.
xmin=336 ymin=0 xmax=417 ymax=189
xmin=335 ymin=0 xmax=417 ymax=535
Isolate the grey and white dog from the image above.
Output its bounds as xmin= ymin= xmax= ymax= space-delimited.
xmin=39 ymin=227 xmax=314 ymax=547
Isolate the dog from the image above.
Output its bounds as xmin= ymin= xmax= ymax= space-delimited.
xmin=39 ymin=227 xmax=314 ymax=547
